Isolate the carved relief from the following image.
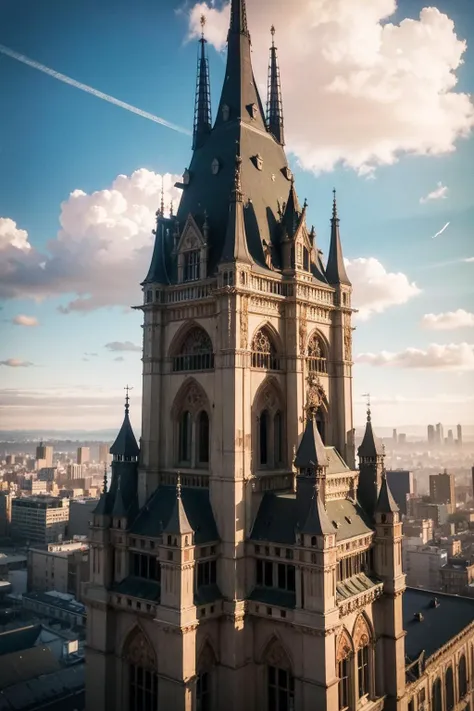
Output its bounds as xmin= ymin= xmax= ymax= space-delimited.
xmin=299 ymin=304 xmax=307 ymax=356
xmin=344 ymin=315 xmax=352 ymax=361
xmin=185 ymin=383 xmax=205 ymax=412
xmin=197 ymin=641 xmax=217 ymax=672
xmin=305 ymin=373 xmax=326 ymax=419
xmin=240 ymin=295 xmax=249 ymax=349
xmin=352 ymin=614 xmax=371 ymax=650
xmin=125 ymin=629 xmax=156 ymax=670
xmin=336 ymin=628 xmax=353 ymax=661
xmin=263 ymin=638 xmax=292 ymax=671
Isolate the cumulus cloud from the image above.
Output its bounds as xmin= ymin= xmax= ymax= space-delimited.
xmin=12 ymin=315 xmax=38 ymax=327
xmin=465 ymin=257 xmax=474 ymax=263
xmin=0 ymin=169 xmax=181 ymax=311
xmin=0 ymin=359 xmax=35 ymax=367
xmin=345 ymin=257 xmax=420 ymax=320
xmin=188 ymin=1 xmax=474 ymax=174
xmin=422 ymin=309 xmax=474 ymax=330
xmin=420 ymin=182 xmax=449 ymax=204
xmin=356 ymin=342 xmax=474 ymax=370
xmin=105 ymin=341 xmax=141 ymax=352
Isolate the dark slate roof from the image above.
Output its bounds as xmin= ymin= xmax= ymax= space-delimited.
xmin=326 ymin=447 xmax=351 ymax=475
xmin=248 ymin=587 xmax=296 ymax=609
xmin=0 ymin=646 xmax=60 ymax=689
xmin=0 ymin=625 xmax=41 ymax=657
xmin=0 ymin=661 xmax=84 ymax=709
xmin=194 ymin=584 xmax=222 ymax=606
xmin=325 ymin=194 xmax=351 ymax=286
xmin=294 ymin=418 xmax=328 ymax=469
xmin=251 ymin=493 xmax=372 ymax=544
xmin=336 ymin=573 xmax=381 ymax=602
xmin=403 ymin=588 xmax=474 ymax=661
xmin=163 ymin=492 xmax=193 ymax=536
xmin=111 ymin=478 xmax=129 ymax=519
xmin=376 ymin=475 xmax=399 ymax=514
xmin=92 ymin=491 xmax=110 ymax=517
xmin=131 ymin=486 xmax=218 ymax=545
xmin=112 ymin=577 xmax=161 ymax=603
xmin=110 ymin=410 xmax=139 ymax=458
xmin=358 ymin=415 xmax=384 ymax=458
xmin=300 ymin=492 xmax=335 ymax=536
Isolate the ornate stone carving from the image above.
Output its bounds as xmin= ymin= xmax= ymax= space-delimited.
xmin=352 ymin=614 xmax=371 ymax=650
xmin=305 ymin=373 xmax=326 ymax=419
xmin=240 ymin=296 xmax=249 ymax=349
xmin=125 ymin=629 xmax=156 ymax=670
xmin=336 ymin=629 xmax=353 ymax=661
xmin=344 ymin=316 xmax=353 ymax=361
xmin=299 ymin=304 xmax=307 ymax=356
xmin=185 ymin=383 xmax=205 ymax=412
xmin=264 ymin=639 xmax=291 ymax=670
xmin=180 ymin=327 xmax=213 ymax=356
xmin=198 ymin=642 xmax=216 ymax=672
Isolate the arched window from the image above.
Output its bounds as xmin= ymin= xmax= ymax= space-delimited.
xmin=124 ymin=630 xmax=158 ymax=711
xmin=197 ymin=411 xmax=210 ymax=465
xmin=432 ymin=678 xmax=442 ymax=711
xmin=446 ymin=666 xmax=454 ymax=711
xmin=357 ymin=644 xmax=369 ymax=698
xmin=268 ymin=665 xmax=294 ymax=711
xmin=459 ymin=654 xmax=468 ymax=698
xmin=303 ymin=247 xmax=309 ymax=271
xmin=274 ymin=411 xmax=283 ymax=465
xmin=179 ymin=411 xmax=192 ymax=464
xmin=338 ymin=656 xmax=350 ymax=710
xmin=260 ymin=410 xmax=269 ymax=466
xmin=196 ymin=671 xmax=211 ymax=711
xmin=173 ymin=327 xmax=214 ymax=372
xmin=251 ymin=329 xmax=280 ymax=370
xmin=307 ymin=332 xmax=327 ymax=374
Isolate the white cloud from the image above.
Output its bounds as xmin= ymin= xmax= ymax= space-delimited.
xmin=0 ymin=169 xmax=182 ymax=311
xmin=422 ymin=309 xmax=474 ymax=330
xmin=12 ymin=315 xmax=38 ymax=327
xmin=105 ymin=341 xmax=141 ymax=352
xmin=356 ymin=342 xmax=474 ymax=370
xmin=188 ymin=1 xmax=474 ymax=173
xmin=0 ymin=359 xmax=35 ymax=368
xmin=464 ymin=257 xmax=474 ymax=263
xmin=114 ymin=356 xmax=125 ymax=362
xmin=420 ymin=182 xmax=449 ymax=204
xmin=345 ymin=257 xmax=420 ymax=320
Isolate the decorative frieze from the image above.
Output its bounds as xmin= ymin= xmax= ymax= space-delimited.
xmin=338 ymin=584 xmax=383 ymax=618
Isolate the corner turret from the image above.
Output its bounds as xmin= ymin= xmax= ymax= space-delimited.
xmin=325 ymin=190 xmax=351 ymax=286
xmin=357 ymin=403 xmax=385 ymax=518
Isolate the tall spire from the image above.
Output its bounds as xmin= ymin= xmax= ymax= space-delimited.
xmin=193 ymin=15 xmax=212 ymax=150
xmin=110 ymin=386 xmax=140 ymax=459
xmin=325 ymin=189 xmax=351 ymax=286
xmin=221 ymin=142 xmax=252 ymax=264
xmin=215 ymin=0 xmax=266 ymax=130
xmin=267 ymin=26 xmax=285 ymax=145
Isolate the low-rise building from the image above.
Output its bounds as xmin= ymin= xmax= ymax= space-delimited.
xmin=27 ymin=540 xmax=89 ymax=600
xmin=22 ymin=590 xmax=86 ymax=628
xmin=11 ymin=496 xmax=69 ymax=544
xmin=403 ymin=545 xmax=448 ymax=590
xmin=68 ymin=498 xmax=99 ymax=538
xmin=440 ymin=557 xmax=474 ymax=595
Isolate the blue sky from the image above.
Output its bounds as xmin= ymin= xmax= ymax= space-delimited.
xmin=0 ymin=0 xmax=473 ymax=432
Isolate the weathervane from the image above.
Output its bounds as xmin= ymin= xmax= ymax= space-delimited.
xmin=362 ymin=392 xmax=371 ymax=421
xmin=124 ymin=384 xmax=133 ymax=414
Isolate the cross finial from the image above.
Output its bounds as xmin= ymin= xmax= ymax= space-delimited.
xmin=102 ymin=463 xmax=108 ymax=494
xmin=124 ymin=385 xmax=133 ymax=414
xmin=176 ymin=472 xmax=182 ymax=499
xmin=271 ymin=25 xmax=276 ymax=45
xmin=332 ymin=188 xmax=338 ymax=220
xmin=362 ymin=393 xmax=371 ymax=421
xmin=200 ymin=14 xmax=206 ymax=37
xmin=160 ymin=177 xmax=165 ymax=217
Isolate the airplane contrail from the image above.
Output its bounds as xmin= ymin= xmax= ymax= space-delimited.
xmin=0 ymin=43 xmax=191 ymax=137
xmin=432 ymin=221 xmax=450 ymax=239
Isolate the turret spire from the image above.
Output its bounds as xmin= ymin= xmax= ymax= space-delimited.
xmin=110 ymin=386 xmax=140 ymax=459
xmin=229 ymin=0 xmax=249 ymax=37
xmin=325 ymin=189 xmax=351 ymax=286
xmin=221 ymin=142 xmax=252 ymax=264
xmin=102 ymin=463 xmax=108 ymax=494
xmin=193 ymin=15 xmax=212 ymax=150
xmin=267 ymin=26 xmax=285 ymax=145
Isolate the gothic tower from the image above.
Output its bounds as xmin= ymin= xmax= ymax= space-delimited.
xmin=84 ymin=2 xmax=408 ymax=710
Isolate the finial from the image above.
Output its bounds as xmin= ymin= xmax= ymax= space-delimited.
xmin=303 ymin=198 xmax=308 ymax=210
xmin=176 ymin=472 xmax=182 ymax=499
xmin=200 ymin=14 xmax=206 ymax=39
xmin=234 ymin=140 xmax=242 ymax=193
xmin=160 ymin=178 xmax=165 ymax=217
xmin=124 ymin=384 xmax=133 ymax=414
xmin=102 ymin=463 xmax=108 ymax=494
xmin=332 ymin=188 xmax=338 ymax=220
xmin=271 ymin=25 xmax=276 ymax=45
xmin=362 ymin=393 xmax=371 ymax=422
xmin=170 ymin=199 xmax=174 ymax=218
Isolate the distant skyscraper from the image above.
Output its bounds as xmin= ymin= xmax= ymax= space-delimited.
xmin=427 ymin=424 xmax=435 ymax=444
xmin=77 ymin=447 xmax=90 ymax=465
xmin=386 ymin=470 xmax=414 ymax=515
xmin=435 ymin=423 xmax=443 ymax=445
xmin=457 ymin=424 xmax=463 ymax=447
xmin=398 ymin=433 xmax=406 ymax=445
xmin=98 ymin=443 xmax=110 ymax=464
xmin=392 ymin=428 xmax=397 ymax=443
xmin=429 ymin=469 xmax=455 ymax=513
xmin=447 ymin=429 xmax=454 ymax=446
xmin=36 ymin=442 xmax=53 ymax=468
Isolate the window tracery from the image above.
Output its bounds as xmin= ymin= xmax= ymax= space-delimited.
xmin=124 ymin=629 xmax=158 ymax=711
xmin=254 ymin=381 xmax=286 ymax=470
xmin=251 ymin=328 xmax=280 ymax=370
xmin=173 ymin=381 xmax=211 ymax=470
xmin=306 ymin=332 xmax=327 ymax=374
xmin=173 ymin=327 xmax=214 ymax=372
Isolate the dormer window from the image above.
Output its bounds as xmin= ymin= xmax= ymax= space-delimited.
xmin=222 ymin=104 xmax=230 ymax=122
xmin=211 ymin=158 xmax=220 ymax=175
xmin=183 ymin=249 xmax=201 ymax=282
xmin=248 ymin=103 xmax=258 ymax=119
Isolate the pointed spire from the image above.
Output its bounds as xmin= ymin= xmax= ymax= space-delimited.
xmin=221 ymin=143 xmax=252 ymax=264
xmin=358 ymin=398 xmax=384 ymax=459
xmin=215 ymin=0 xmax=266 ymax=131
xmin=102 ymin=463 xmax=108 ymax=494
xmin=300 ymin=488 xmax=335 ymax=536
xmin=325 ymin=189 xmax=351 ymax=286
xmin=163 ymin=474 xmax=193 ymax=535
xmin=267 ymin=26 xmax=285 ymax=145
xmin=294 ymin=417 xmax=328 ymax=470
xmin=281 ymin=180 xmax=302 ymax=237
xmin=159 ymin=178 xmax=165 ymax=217
xmin=110 ymin=386 xmax=140 ymax=458
xmin=376 ymin=472 xmax=399 ymax=514
xmin=193 ymin=15 xmax=212 ymax=150
xmin=111 ymin=474 xmax=129 ymax=518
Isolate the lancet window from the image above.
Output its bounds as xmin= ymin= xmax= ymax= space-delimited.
xmin=263 ymin=640 xmax=294 ymax=711
xmin=306 ymin=332 xmax=327 ymax=374
xmin=251 ymin=328 xmax=280 ymax=370
xmin=432 ymin=678 xmax=442 ymax=711
xmin=336 ymin=629 xmax=353 ymax=711
xmin=124 ymin=630 xmax=158 ymax=711
xmin=184 ymin=249 xmax=201 ymax=282
xmin=174 ymin=381 xmax=211 ymax=470
xmin=256 ymin=391 xmax=285 ymax=470
xmin=173 ymin=327 xmax=214 ymax=373
xmin=459 ymin=654 xmax=468 ymax=698
xmin=445 ymin=666 xmax=454 ymax=711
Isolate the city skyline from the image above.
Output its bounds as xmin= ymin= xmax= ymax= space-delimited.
xmin=1 ymin=0 xmax=474 ymax=430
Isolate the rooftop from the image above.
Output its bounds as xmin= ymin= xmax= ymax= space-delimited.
xmin=23 ymin=591 xmax=86 ymax=617
xmin=403 ymin=588 xmax=474 ymax=661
